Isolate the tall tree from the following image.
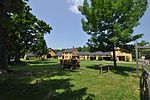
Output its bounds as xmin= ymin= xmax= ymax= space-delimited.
xmin=10 ymin=3 xmax=51 ymax=62
xmin=0 ymin=0 xmax=52 ymax=73
xmin=0 ymin=0 xmax=26 ymax=73
xmin=77 ymin=46 xmax=90 ymax=52
xmin=30 ymin=32 xmax=49 ymax=59
xmin=79 ymin=0 xmax=148 ymax=66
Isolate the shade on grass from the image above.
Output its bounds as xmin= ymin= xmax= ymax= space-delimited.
xmin=0 ymin=59 xmax=140 ymax=100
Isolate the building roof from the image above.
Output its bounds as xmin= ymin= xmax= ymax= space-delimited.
xmin=77 ymin=51 xmax=111 ymax=56
xmin=56 ymin=52 xmax=62 ymax=56
xmin=95 ymin=51 xmax=111 ymax=56
xmin=137 ymin=45 xmax=150 ymax=49
xmin=48 ymin=48 xmax=56 ymax=53
xmin=77 ymin=52 xmax=92 ymax=56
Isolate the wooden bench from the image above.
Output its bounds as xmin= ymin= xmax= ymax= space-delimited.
xmin=99 ymin=65 xmax=110 ymax=74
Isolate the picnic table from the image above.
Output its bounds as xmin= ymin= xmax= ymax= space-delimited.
xmin=99 ymin=65 xmax=111 ymax=74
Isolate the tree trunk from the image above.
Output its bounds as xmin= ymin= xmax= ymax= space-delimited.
xmin=0 ymin=26 xmax=9 ymax=74
xmin=0 ymin=15 xmax=9 ymax=73
xmin=0 ymin=41 xmax=9 ymax=74
xmin=0 ymin=0 xmax=11 ymax=74
xmin=0 ymin=25 xmax=9 ymax=74
xmin=112 ymin=46 xmax=117 ymax=67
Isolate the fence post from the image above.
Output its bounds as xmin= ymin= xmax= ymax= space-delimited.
xmin=135 ymin=41 xmax=139 ymax=76
xmin=147 ymin=78 xmax=150 ymax=100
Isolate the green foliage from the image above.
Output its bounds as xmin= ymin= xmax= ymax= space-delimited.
xmin=79 ymin=0 xmax=148 ymax=66
xmin=54 ymin=49 xmax=63 ymax=53
xmin=145 ymin=53 xmax=150 ymax=59
xmin=0 ymin=0 xmax=27 ymax=30
xmin=77 ymin=47 xmax=83 ymax=52
xmin=76 ymin=45 xmax=90 ymax=52
xmin=79 ymin=0 xmax=148 ymax=51
xmin=32 ymin=38 xmax=48 ymax=58
xmin=137 ymin=40 xmax=150 ymax=46
xmin=0 ymin=0 xmax=52 ymax=72
xmin=9 ymin=0 xmax=52 ymax=60
xmin=0 ymin=0 xmax=28 ymax=72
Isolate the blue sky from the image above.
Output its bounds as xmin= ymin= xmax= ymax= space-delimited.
xmin=28 ymin=0 xmax=150 ymax=49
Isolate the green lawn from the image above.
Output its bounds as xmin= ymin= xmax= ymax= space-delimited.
xmin=0 ymin=59 xmax=141 ymax=100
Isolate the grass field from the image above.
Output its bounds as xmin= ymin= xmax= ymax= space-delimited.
xmin=0 ymin=59 xmax=141 ymax=100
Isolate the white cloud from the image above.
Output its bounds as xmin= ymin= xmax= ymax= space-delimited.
xmin=67 ymin=0 xmax=84 ymax=14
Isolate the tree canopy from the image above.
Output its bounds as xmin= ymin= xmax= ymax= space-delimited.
xmin=0 ymin=0 xmax=26 ymax=73
xmin=0 ymin=0 xmax=52 ymax=73
xmin=77 ymin=46 xmax=90 ymax=52
xmin=10 ymin=2 xmax=52 ymax=61
xmin=79 ymin=0 xmax=148 ymax=66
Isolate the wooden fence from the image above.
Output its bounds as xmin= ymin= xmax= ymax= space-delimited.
xmin=140 ymin=60 xmax=150 ymax=100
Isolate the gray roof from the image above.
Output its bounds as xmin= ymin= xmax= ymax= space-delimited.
xmin=77 ymin=52 xmax=91 ymax=56
xmin=95 ymin=51 xmax=111 ymax=56
xmin=137 ymin=45 xmax=150 ymax=49
xmin=56 ymin=52 xmax=62 ymax=56
xmin=77 ymin=51 xmax=111 ymax=56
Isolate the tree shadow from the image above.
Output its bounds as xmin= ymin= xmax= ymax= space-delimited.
xmin=9 ymin=61 xmax=79 ymax=78
xmin=111 ymin=65 xmax=141 ymax=77
xmin=25 ymin=60 xmax=58 ymax=65
xmin=9 ymin=60 xmax=28 ymax=66
xmin=86 ymin=64 xmax=103 ymax=70
xmin=86 ymin=64 xmax=139 ymax=77
xmin=0 ymin=77 xmax=91 ymax=100
xmin=0 ymin=61 xmax=95 ymax=100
